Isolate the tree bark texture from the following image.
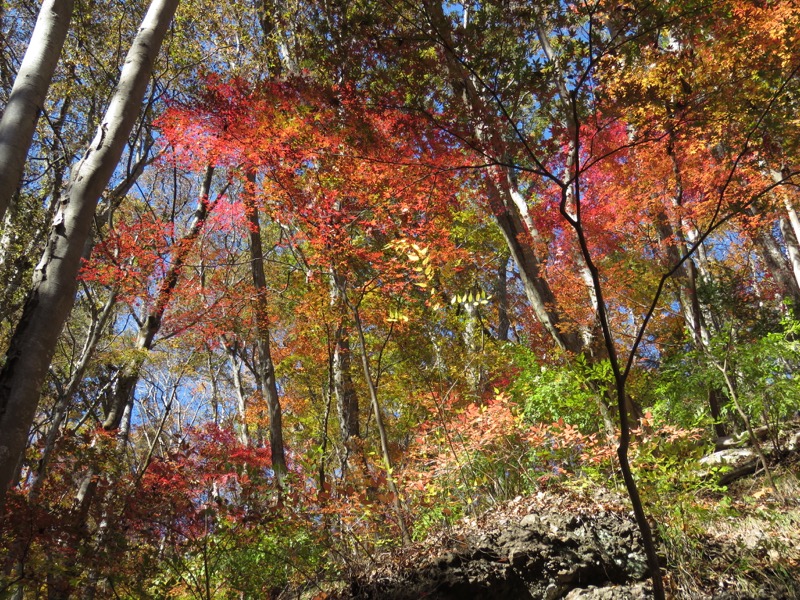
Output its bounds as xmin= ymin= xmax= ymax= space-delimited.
xmin=496 ymin=256 xmax=510 ymax=342
xmin=748 ymin=209 xmax=800 ymax=308
xmin=779 ymin=216 xmax=800 ymax=298
xmin=333 ymin=324 xmax=360 ymax=442
xmin=223 ymin=339 xmax=251 ymax=446
xmin=330 ymin=268 xmax=360 ymax=475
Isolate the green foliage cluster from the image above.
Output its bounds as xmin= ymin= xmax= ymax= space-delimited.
xmin=144 ymin=517 xmax=326 ymax=599
xmin=647 ymin=316 xmax=800 ymax=435
xmin=509 ymin=346 xmax=613 ymax=434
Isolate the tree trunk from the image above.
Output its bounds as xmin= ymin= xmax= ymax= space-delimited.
xmin=488 ymin=179 xmax=583 ymax=353
xmin=745 ymin=203 xmax=800 ymax=308
xmin=330 ymin=270 xmax=360 ymax=456
xmin=333 ymin=321 xmax=360 ymax=474
xmin=533 ymin=17 xmax=605 ymax=355
xmin=778 ymin=174 xmax=800 ymax=252
xmin=661 ymin=193 xmax=733 ymax=441
xmin=27 ymin=288 xmax=118 ymax=503
xmin=0 ymin=0 xmax=179 ymax=506
xmin=351 ymin=301 xmax=411 ymax=545
xmin=104 ymin=165 xmax=217 ymax=436
xmin=0 ymin=0 xmax=74 ymax=221
xmin=243 ymin=172 xmax=288 ymax=481
xmin=496 ymin=256 xmax=510 ymax=342
xmin=462 ymin=300 xmax=485 ymax=396
xmin=0 ymin=93 xmax=73 ymax=321
xmin=665 ymin=140 xmax=719 ymax=337
xmin=760 ymin=169 xmax=800 ymax=300
xmin=708 ymin=386 xmax=728 ymax=439
xmin=333 ymin=324 xmax=360 ymax=440
xmin=223 ymin=338 xmax=251 ymax=446
xmin=255 ymin=0 xmax=299 ymax=76
xmin=422 ymin=0 xmax=585 ymax=355
xmin=779 ymin=216 xmax=800 ymax=296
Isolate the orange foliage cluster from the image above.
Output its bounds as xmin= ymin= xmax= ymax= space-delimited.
xmin=402 ymin=392 xmax=615 ymax=500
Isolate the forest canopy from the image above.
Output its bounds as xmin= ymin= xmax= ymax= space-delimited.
xmin=1 ymin=0 xmax=800 ymax=597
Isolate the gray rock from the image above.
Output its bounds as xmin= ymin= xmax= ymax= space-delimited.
xmin=347 ymin=510 xmax=652 ymax=599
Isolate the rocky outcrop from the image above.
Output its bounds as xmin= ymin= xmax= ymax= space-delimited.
xmin=345 ymin=509 xmax=652 ymax=600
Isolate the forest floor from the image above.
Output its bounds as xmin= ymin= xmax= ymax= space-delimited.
xmin=318 ymin=454 xmax=800 ymax=600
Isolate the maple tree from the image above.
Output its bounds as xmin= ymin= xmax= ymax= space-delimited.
xmin=159 ymin=75 xmax=471 ymax=537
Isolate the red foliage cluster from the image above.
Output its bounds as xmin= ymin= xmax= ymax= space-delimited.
xmin=159 ymin=77 xmax=467 ymax=285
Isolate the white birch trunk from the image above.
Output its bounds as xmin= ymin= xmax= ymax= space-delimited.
xmin=0 ymin=0 xmax=75 ymax=221
xmin=0 ymin=0 xmax=179 ymax=503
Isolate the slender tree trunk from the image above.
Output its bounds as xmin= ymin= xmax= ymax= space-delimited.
xmin=559 ymin=183 xmax=666 ymax=600
xmin=773 ymin=165 xmax=800 ymax=252
xmin=328 ymin=267 xmax=361 ymax=478
xmin=333 ymin=324 xmax=360 ymax=439
xmin=487 ymin=176 xmax=583 ymax=353
xmin=47 ymin=393 xmax=124 ymax=600
xmin=714 ymin=356 xmax=783 ymax=502
xmin=666 ymin=137 xmax=719 ymax=336
xmin=255 ymin=0 xmax=299 ymax=76
xmin=206 ymin=348 xmax=220 ymax=426
xmin=333 ymin=321 xmax=360 ymax=473
xmin=657 ymin=200 xmax=720 ymax=437
xmin=80 ymin=389 xmax=176 ymax=600
xmin=533 ymin=16 xmax=605 ymax=355
xmin=105 ymin=165 xmax=217 ymax=433
xmin=684 ymin=259 xmax=711 ymax=346
xmin=779 ymin=216 xmax=800 ymax=296
xmin=547 ymin=49 xmax=665 ymax=598
xmin=0 ymin=93 xmax=72 ymax=321
xmin=462 ymin=300 xmax=485 ymax=396
xmin=319 ymin=377 xmax=333 ymax=493
xmin=783 ymin=196 xmax=800 ymax=245
xmin=351 ymin=302 xmax=411 ymax=545
xmin=708 ymin=387 xmax=727 ymax=439
xmin=660 ymin=147 xmax=734 ymax=439
xmin=0 ymin=0 xmax=179 ymax=506
xmin=655 ymin=215 xmax=704 ymax=344
xmin=760 ymin=169 xmax=800 ymax=300
xmin=243 ymin=172 xmax=288 ymax=481
xmin=223 ymin=338 xmax=251 ymax=446
xmin=496 ymin=256 xmax=510 ymax=342
xmin=0 ymin=0 xmax=74 ymax=221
